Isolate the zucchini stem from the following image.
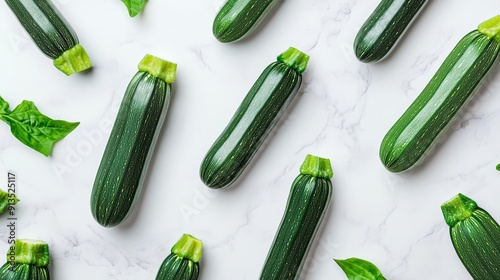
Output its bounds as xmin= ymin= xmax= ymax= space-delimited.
xmin=478 ymin=15 xmax=500 ymax=43
xmin=299 ymin=154 xmax=333 ymax=179
xmin=9 ymin=239 xmax=50 ymax=267
xmin=441 ymin=193 xmax=478 ymax=227
xmin=171 ymin=234 xmax=203 ymax=263
xmin=277 ymin=47 xmax=310 ymax=74
xmin=138 ymin=54 xmax=177 ymax=84
xmin=53 ymin=44 xmax=92 ymax=76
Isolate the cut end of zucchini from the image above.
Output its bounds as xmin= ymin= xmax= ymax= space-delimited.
xmin=478 ymin=15 xmax=500 ymax=43
xmin=441 ymin=193 xmax=478 ymax=227
xmin=171 ymin=234 xmax=203 ymax=263
xmin=0 ymin=189 xmax=19 ymax=214
xmin=53 ymin=44 xmax=92 ymax=76
xmin=9 ymin=239 xmax=50 ymax=267
xmin=138 ymin=54 xmax=177 ymax=84
xmin=299 ymin=154 xmax=333 ymax=179
xmin=277 ymin=47 xmax=310 ymax=74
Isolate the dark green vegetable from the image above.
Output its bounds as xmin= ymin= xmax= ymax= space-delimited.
xmin=5 ymin=0 xmax=91 ymax=75
xmin=334 ymin=257 xmax=387 ymax=280
xmin=200 ymin=47 xmax=309 ymax=189
xmin=156 ymin=234 xmax=203 ymax=280
xmin=121 ymin=0 xmax=146 ymax=17
xmin=212 ymin=0 xmax=279 ymax=42
xmin=441 ymin=193 xmax=500 ymax=279
xmin=0 ymin=239 xmax=51 ymax=280
xmin=380 ymin=15 xmax=500 ymax=173
xmin=91 ymin=54 xmax=177 ymax=227
xmin=0 ymin=96 xmax=79 ymax=156
xmin=259 ymin=154 xmax=333 ymax=280
xmin=354 ymin=0 xmax=427 ymax=63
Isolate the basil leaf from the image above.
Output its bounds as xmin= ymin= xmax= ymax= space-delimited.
xmin=121 ymin=0 xmax=146 ymax=17
xmin=2 ymin=100 xmax=79 ymax=156
xmin=334 ymin=257 xmax=387 ymax=280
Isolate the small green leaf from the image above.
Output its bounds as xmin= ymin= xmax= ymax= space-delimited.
xmin=0 ymin=96 xmax=10 ymax=116
xmin=2 ymin=100 xmax=79 ymax=156
xmin=496 ymin=163 xmax=500 ymax=171
xmin=334 ymin=257 xmax=387 ymax=280
xmin=121 ymin=0 xmax=146 ymax=17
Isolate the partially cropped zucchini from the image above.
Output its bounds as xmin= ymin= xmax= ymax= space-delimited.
xmin=0 ymin=239 xmax=51 ymax=280
xmin=156 ymin=234 xmax=203 ymax=280
xmin=212 ymin=0 xmax=279 ymax=42
xmin=199 ymin=47 xmax=309 ymax=189
xmin=354 ymin=0 xmax=427 ymax=63
xmin=441 ymin=193 xmax=500 ymax=279
xmin=259 ymin=154 xmax=333 ymax=280
xmin=5 ymin=0 xmax=91 ymax=75
xmin=380 ymin=15 xmax=500 ymax=173
xmin=91 ymin=54 xmax=177 ymax=227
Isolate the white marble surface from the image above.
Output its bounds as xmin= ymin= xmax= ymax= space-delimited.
xmin=0 ymin=0 xmax=500 ymax=279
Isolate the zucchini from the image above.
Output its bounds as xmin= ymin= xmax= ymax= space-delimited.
xmin=353 ymin=0 xmax=427 ymax=63
xmin=0 ymin=189 xmax=19 ymax=215
xmin=379 ymin=15 xmax=500 ymax=173
xmin=5 ymin=0 xmax=91 ymax=75
xmin=90 ymin=54 xmax=177 ymax=227
xmin=156 ymin=234 xmax=203 ymax=280
xmin=441 ymin=193 xmax=500 ymax=279
xmin=199 ymin=47 xmax=309 ymax=189
xmin=259 ymin=154 xmax=333 ymax=280
xmin=0 ymin=239 xmax=51 ymax=280
xmin=212 ymin=0 xmax=279 ymax=42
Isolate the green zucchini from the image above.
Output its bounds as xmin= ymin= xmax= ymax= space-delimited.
xmin=0 ymin=239 xmax=51 ymax=280
xmin=259 ymin=154 xmax=333 ymax=280
xmin=212 ymin=0 xmax=279 ymax=42
xmin=156 ymin=234 xmax=203 ymax=280
xmin=199 ymin=47 xmax=309 ymax=189
xmin=379 ymin=15 xmax=500 ymax=173
xmin=354 ymin=0 xmax=427 ymax=63
xmin=441 ymin=193 xmax=500 ymax=279
xmin=90 ymin=54 xmax=177 ymax=227
xmin=5 ymin=0 xmax=91 ymax=75
xmin=0 ymin=189 xmax=19 ymax=215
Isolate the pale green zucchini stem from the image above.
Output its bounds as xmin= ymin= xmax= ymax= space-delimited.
xmin=8 ymin=239 xmax=50 ymax=267
xmin=171 ymin=234 xmax=203 ymax=263
xmin=441 ymin=193 xmax=478 ymax=227
xmin=53 ymin=44 xmax=92 ymax=76
xmin=299 ymin=154 xmax=333 ymax=179
xmin=277 ymin=47 xmax=310 ymax=74
xmin=138 ymin=54 xmax=178 ymax=84
xmin=478 ymin=15 xmax=500 ymax=43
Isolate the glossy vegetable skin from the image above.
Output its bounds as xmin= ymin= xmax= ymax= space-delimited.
xmin=91 ymin=54 xmax=177 ymax=227
xmin=5 ymin=0 xmax=91 ymax=75
xmin=156 ymin=234 xmax=203 ymax=280
xmin=200 ymin=47 xmax=309 ymax=189
xmin=354 ymin=0 xmax=428 ymax=63
xmin=441 ymin=193 xmax=500 ymax=279
xmin=259 ymin=155 xmax=333 ymax=280
xmin=212 ymin=0 xmax=279 ymax=42
xmin=380 ymin=15 xmax=500 ymax=173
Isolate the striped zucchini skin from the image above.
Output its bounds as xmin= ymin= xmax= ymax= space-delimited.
xmin=91 ymin=71 xmax=171 ymax=227
xmin=0 ymin=264 xmax=50 ymax=280
xmin=212 ymin=0 xmax=279 ymax=43
xmin=5 ymin=0 xmax=78 ymax=59
xmin=354 ymin=0 xmax=427 ymax=63
xmin=156 ymin=255 xmax=199 ymax=280
xmin=379 ymin=30 xmax=500 ymax=173
xmin=199 ymin=62 xmax=302 ymax=189
xmin=442 ymin=194 xmax=500 ymax=279
xmin=259 ymin=156 xmax=333 ymax=280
